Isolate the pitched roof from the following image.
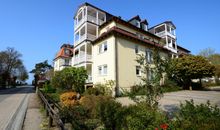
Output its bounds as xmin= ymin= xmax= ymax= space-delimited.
xmin=141 ymin=19 xmax=148 ymax=25
xmin=177 ymin=45 xmax=191 ymax=53
xmin=92 ymin=26 xmax=169 ymax=52
xmin=99 ymin=16 xmax=160 ymax=39
xmin=128 ymin=15 xmax=141 ymax=22
xmin=54 ymin=44 xmax=73 ymax=60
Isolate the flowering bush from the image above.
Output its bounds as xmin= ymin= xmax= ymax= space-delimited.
xmin=60 ymin=92 xmax=78 ymax=107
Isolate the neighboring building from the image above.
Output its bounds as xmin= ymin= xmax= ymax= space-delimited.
xmin=54 ymin=2 xmax=190 ymax=94
xmin=54 ymin=44 xmax=73 ymax=71
xmin=177 ymin=45 xmax=191 ymax=57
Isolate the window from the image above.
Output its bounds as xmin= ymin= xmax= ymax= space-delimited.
xmin=136 ymin=66 xmax=141 ymax=76
xmin=103 ymin=65 xmax=107 ymax=75
xmin=147 ymin=69 xmax=154 ymax=81
xmin=64 ymin=59 xmax=70 ymax=66
xmin=146 ymin=49 xmax=153 ymax=63
xmin=135 ymin=45 xmax=139 ymax=54
xmin=136 ymin=21 xmax=140 ymax=27
xmin=75 ymin=32 xmax=80 ymax=42
xmin=64 ymin=49 xmax=69 ymax=55
xmin=98 ymin=65 xmax=108 ymax=76
xmin=98 ymin=41 xmax=107 ymax=53
xmin=98 ymin=66 xmax=102 ymax=75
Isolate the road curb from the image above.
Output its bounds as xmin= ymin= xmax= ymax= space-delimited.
xmin=5 ymin=94 xmax=29 ymax=130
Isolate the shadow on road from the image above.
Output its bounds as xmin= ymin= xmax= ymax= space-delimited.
xmin=0 ymin=86 xmax=35 ymax=95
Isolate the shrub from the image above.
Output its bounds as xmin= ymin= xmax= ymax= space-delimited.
xmin=83 ymin=87 xmax=104 ymax=96
xmin=60 ymin=92 xmax=78 ymax=107
xmin=172 ymin=100 xmax=220 ymax=130
xmin=96 ymin=97 xmax=125 ymax=130
xmin=42 ymin=83 xmax=56 ymax=93
xmin=59 ymin=105 xmax=88 ymax=130
xmin=125 ymin=103 xmax=167 ymax=130
xmin=161 ymin=80 xmax=181 ymax=92
xmin=51 ymin=67 xmax=88 ymax=93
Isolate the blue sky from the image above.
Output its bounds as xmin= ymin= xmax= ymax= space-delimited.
xmin=0 ymin=0 xmax=220 ymax=83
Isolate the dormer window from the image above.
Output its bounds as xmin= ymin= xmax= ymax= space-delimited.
xmin=136 ymin=21 xmax=140 ymax=28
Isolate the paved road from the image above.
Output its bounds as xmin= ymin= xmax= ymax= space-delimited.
xmin=117 ymin=90 xmax=220 ymax=112
xmin=0 ymin=86 xmax=34 ymax=130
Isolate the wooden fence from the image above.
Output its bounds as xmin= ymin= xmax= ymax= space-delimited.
xmin=38 ymin=90 xmax=65 ymax=130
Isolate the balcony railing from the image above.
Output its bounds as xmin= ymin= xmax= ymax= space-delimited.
xmin=155 ymin=31 xmax=166 ymax=37
xmin=155 ymin=31 xmax=176 ymax=38
xmin=87 ymin=15 xmax=96 ymax=24
xmin=75 ymin=18 xmax=85 ymax=29
xmin=74 ymin=54 xmax=92 ymax=65
xmin=86 ymin=75 xmax=93 ymax=83
xmin=87 ymin=33 xmax=96 ymax=41
xmin=87 ymin=15 xmax=105 ymax=25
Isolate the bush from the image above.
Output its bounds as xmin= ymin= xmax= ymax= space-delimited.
xmin=60 ymin=92 xmax=78 ymax=107
xmin=51 ymin=67 xmax=88 ymax=93
xmin=125 ymin=103 xmax=168 ymax=130
xmin=96 ymin=97 xmax=125 ymax=130
xmin=59 ymin=105 xmax=88 ymax=130
xmin=83 ymin=87 xmax=105 ymax=96
xmin=161 ymin=80 xmax=181 ymax=92
xmin=172 ymin=100 xmax=220 ymax=130
xmin=42 ymin=83 xmax=56 ymax=93
xmin=79 ymin=95 xmax=111 ymax=118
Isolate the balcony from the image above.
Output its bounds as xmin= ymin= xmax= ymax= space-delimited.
xmin=86 ymin=75 xmax=93 ymax=83
xmin=74 ymin=54 xmax=92 ymax=65
xmin=87 ymin=33 xmax=96 ymax=41
xmin=155 ymin=31 xmax=176 ymax=38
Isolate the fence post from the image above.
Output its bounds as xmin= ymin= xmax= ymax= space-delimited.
xmin=48 ymin=116 xmax=53 ymax=128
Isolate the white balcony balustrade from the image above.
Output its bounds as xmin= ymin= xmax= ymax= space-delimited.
xmin=87 ymin=33 xmax=96 ymax=41
xmin=87 ymin=15 xmax=96 ymax=23
xmin=86 ymin=75 xmax=93 ymax=83
xmin=74 ymin=53 xmax=92 ymax=65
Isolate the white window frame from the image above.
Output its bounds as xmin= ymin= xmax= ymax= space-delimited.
xmin=146 ymin=49 xmax=153 ymax=64
xmin=98 ymin=41 xmax=108 ymax=54
xmin=98 ymin=65 xmax=108 ymax=76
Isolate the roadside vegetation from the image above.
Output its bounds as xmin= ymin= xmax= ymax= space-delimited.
xmin=0 ymin=47 xmax=28 ymax=88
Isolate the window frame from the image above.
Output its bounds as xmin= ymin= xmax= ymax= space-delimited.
xmin=136 ymin=66 xmax=141 ymax=76
xmin=98 ymin=41 xmax=108 ymax=54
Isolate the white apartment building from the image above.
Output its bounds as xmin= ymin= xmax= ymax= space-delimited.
xmin=54 ymin=2 xmax=190 ymax=94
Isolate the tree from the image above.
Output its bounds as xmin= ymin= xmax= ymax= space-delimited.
xmin=208 ymin=54 xmax=220 ymax=79
xmin=17 ymin=65 xmax=29 ymax=81
xmin=168 ymin=55 xmax=215 ymax=89
xmin=133 ymin=48 xmax=169 ymax=108
xmin=30 ymin=60 xmax=52 ymax=87
xmin=51 ymin=67 xmax=88 ymax=94
xmin=0 ymin=47 xmax=27 ymax=87
xmin=198 ymin=47 xmax=215 ymax=58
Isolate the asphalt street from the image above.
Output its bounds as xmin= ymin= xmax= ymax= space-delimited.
xmin=0 ymin=86 xmax=34 ymax=130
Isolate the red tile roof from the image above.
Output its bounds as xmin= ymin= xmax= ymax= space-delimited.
xmin=54 ymin=44 xmax=73 ymax=60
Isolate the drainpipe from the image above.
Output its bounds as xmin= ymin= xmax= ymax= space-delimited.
xmin=114 ymin=35 xmax=119 ymax=97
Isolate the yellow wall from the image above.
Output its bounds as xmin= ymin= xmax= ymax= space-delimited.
xmin=99 ymin=22 xmax=116 ymax=34
xmin=117 ymin=37 xmax=168 ymax=90
xmin=92 ymin=35 xmax=116 ymax=84
xmin=117 ymin=37 xmax=145 ymax=90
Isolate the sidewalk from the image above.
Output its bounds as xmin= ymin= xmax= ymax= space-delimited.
xmin=22 ymin=91 xmax=43 ymax=130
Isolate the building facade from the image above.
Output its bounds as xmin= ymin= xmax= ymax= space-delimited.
xmin=54 ymin=2 xmax=190 ymax=94
xmin=54 ymin=44 xmax=73 ymax=71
